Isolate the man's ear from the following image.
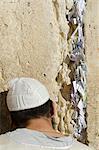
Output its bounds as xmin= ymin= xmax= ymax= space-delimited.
xmin=50 ymin=101 xmax=57 ymax=117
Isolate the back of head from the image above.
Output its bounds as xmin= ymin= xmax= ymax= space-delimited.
xmin=10 ymin=100 xmax=52 ymax=128
xmin=6 ymin=77 xmax=52 ymax=128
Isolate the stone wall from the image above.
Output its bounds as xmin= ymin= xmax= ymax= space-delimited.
xmin=0 ymin=0 xmax=65 ymax=98
xmin=0 ymin=0 xmax=99 ymax=149
xmin=0 ymin=0 xmax=70 ymax=133
xmin=85 ymin=0 xmax=99 ymax=149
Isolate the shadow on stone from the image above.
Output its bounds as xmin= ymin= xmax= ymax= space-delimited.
xmin=0 ymin=91 xmax=12 ymax=135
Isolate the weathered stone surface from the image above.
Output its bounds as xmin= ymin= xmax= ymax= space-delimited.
xmin=0 ymin=0 xmax=69 ymax=133
xmin=0 ymin=0 xmax=69 ymax=99
xmin=85 ymin=0 xmax=99 ymax=149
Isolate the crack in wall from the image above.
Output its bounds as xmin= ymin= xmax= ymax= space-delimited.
xmin=52 ymin=0 xmax=73 ymax=135
xmin=54 ymin=0 xmax=88 ymax=145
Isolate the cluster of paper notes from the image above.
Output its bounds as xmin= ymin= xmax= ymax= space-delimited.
xmin=66 ymin=0 xmax=87 ymax=140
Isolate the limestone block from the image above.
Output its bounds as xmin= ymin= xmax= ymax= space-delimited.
xmin=0 ymin=0 xmax=68 ymax=100
xmin=0 ymin=0 xmax=70 ymax=133
xmin=85 ymin=0 xmax=99 ymax=149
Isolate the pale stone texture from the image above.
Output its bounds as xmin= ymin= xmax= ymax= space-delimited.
xmin=85 ymin=0 xmax=99 ymax=149
xmin=0 ymin=0 xmax=69 ymax=99
xmin=0 ymin=0 xmax=69 ymax=133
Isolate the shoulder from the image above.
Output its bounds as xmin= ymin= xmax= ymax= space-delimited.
xmin=0 ymin=133 xmax=10 ymax=145
xmin=0 ymin=134 xmax=24 ymax=150
xmin=71 ymin=140 xmax=95 ymax=150
xmin=0 ymin=133 xmax=11 ymax=150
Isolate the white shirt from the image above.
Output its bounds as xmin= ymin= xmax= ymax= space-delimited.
xmin=0 ymin=128 xmax=94 ymax=150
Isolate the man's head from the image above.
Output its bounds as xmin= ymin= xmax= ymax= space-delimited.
xmin=7 ymin=77 xmax=54 ymax=128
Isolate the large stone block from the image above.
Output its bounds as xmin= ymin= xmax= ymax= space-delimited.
xmin=85 ymin=0 xmax=99 ymax=149
xmin=0 ymin=0 xmax=69 ymax=134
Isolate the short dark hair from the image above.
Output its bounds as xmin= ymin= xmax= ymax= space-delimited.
xmin=10 ymin=99 xmax=53 ymax=128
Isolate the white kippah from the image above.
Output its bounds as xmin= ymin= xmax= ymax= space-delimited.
xmin=7 ymin=77 xmax=50 ymax=111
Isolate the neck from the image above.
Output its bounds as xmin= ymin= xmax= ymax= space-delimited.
xmin=26 ymin=117 xmax=64 ymax=137
xmin=26 ymin=117 xmax=54 ymax=131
